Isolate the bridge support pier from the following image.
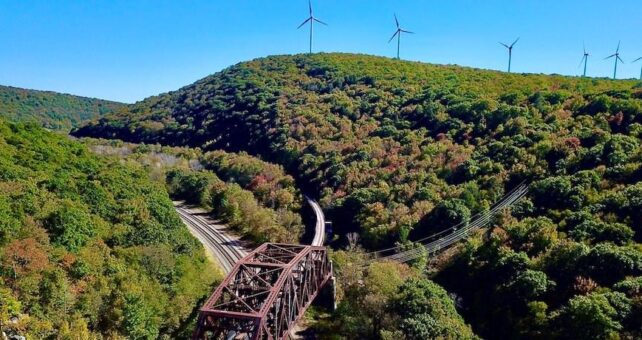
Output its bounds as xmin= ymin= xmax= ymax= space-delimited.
xmin=314 ymin=267 xmax=336 ymax=312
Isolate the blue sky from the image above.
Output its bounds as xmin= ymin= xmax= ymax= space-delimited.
xmin=1 ymin=0 xmax=641 ymax=103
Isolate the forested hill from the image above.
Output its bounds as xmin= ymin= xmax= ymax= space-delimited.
xmin=72 ymin=53 xmax=640 ymax=153
xmin=0 ymin=85 xmax=123 ymax=131
xmin=73 ymin=53 xmax=642 ymax=338
xmin=0 ymin=120 xmax=218 ymax=338
xmin=71 ymin=53 xmax=642 ymax=244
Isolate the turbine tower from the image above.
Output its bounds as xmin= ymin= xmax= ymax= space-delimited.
xmin=579 ymin=44 xmax=589 ymax=77
xmin=605 ymin=41 xmax=624 ymax=79
xmin=633 ymin=57 xmax=642 ymax=80
xmin=297 ymin=0 xmax=327 ymax=54
xmin=388 ymin=14 xmax=413 ymax=60
xmin=500 ymin=38 xmax=519 ymax=73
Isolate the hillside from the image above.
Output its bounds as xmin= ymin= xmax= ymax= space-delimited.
xmin=0 ymin=85 xmax=123 ymax=131
xmin=0 ymin=120 xmax=219 ymax=338
xmin=73 ymin=53 xmax=642 ymax=338
xmin=84 ymin=139 xmax=305 ymax=244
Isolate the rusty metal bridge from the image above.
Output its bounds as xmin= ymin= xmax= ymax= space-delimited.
xmin=192 ymin=243 xmax=334 ymax=339
xmin=191 ymin=183 xmax=528 ymax=339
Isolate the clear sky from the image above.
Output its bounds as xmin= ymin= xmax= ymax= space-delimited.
xmin=1 ymin=0 xmax=641 ymax=103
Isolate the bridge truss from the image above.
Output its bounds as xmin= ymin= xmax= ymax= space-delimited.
xmin=193 ymin=243 xmax=334 ymax=340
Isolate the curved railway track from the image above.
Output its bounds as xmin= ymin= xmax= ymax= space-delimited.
xmin=174 ymin=203 xmax=247 ymax=273
xmin=177 ymin=181 xmax=527 ymax=273
xmin=175 ymin=197 xmax=326 ymax=273
xmin=178 ymin=182 xmax=527 ymax=271
xmin=306 ymin=196 xmax=326 ymax=246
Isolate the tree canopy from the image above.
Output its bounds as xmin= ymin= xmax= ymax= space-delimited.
xmin=0 ymin=120 xmax=220 ymax=338
xmin=0 ymin=85 xmax=123 ymax=131
xmin=71 ymin=53 xmax=642 ymax=338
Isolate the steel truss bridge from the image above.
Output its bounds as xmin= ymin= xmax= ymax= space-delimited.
xmin=192 ymin=243 xmax=334 ymax=340
xmin=191 ymin=183 xmax=528 ymax=339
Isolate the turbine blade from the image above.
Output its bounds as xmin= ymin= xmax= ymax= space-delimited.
xmin=616 ymin=40 xmax=621 ymax=53
xmin=297 ymin=17 xmax=312 ymax=29
xmin=578 ymin=55 xmax=586 ymax=68
xmin=633 ymin=57 xmax=642 ymax=63
xmin=388 ymin=30 xmax=399 ymax=43
xmin=618 ymin=56 xmax=624 ymax=63
xmin=511 ymin=37 xmax=520 ymax=47
xmin=309 ymin=0 xmax=312 ymax=16
xmin=394 ymin=14 xmax=399 ymax=28
xmin=499 ymin=42 xmax=509 ymax=48
xmin=314 ymin=18 xmax=327 ymax=25
xmin=604 ymin=54 xmax=616 ymax=60
xmin=400 ymin=29 xmax=414 ymax=34
xmin=583 ymin=41 xmax=586 ymax=54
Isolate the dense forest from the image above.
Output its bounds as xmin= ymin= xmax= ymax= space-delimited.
xmin=73 ymin=53 xmax=642 ymax=338
xmin=0 ymin=120 xmax=219 ymax=339
xmin=85 ymin=139 xmax=304 ymax=244
xmin=0 ymin=86 xmax=123 ymax=131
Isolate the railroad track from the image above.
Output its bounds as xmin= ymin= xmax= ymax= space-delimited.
xmin=175 ymin=197 xmax=325 ymax=273
xmin=174 ymin=203 xmax=247 ymax=273
xmin=306 ymin=196 xmax=326 ymax=246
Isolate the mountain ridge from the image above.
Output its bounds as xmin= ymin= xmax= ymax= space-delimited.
xmin=0 ymin=84 xmax=124 ymax=131
xmin=72 ymin=52 xmax=642 ymax=339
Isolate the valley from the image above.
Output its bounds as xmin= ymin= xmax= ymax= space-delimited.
xmin=1 ymin=53 xmax=642 ymax=339
xmin=71 ymin=53 xmax=642 ymax=339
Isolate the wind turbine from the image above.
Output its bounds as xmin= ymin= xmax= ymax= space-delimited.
xmin=297 ymin=0 xmax=327 ymax=54
xmin=579 ymin=43 xmax=589 ymax=77
xmin=499 ymin=38 xmax=519 ymax=72
xmin=633 ymin=57 xmax=642 ymax=80
xmin=388 ymin=14 xmax=413 ymax=60
xmin=605 ymin=41 xmax=624 ymax=79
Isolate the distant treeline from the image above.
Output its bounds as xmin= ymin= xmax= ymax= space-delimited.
xmin=0 ymin=85 xmax=123 ymax=131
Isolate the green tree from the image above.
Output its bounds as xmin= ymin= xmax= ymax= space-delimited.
xmin=391 ymin=278 xmax=476 ymax=339
xmin=502 ymin=269 xmax=555 ymax=302
xmin=414 ymin=198 xmax=471 ymax=239
xmin=123 ymin=293 xmax=160 ymax=340
xmin=555 ymin=292 xmax=630 ymax=339
xmin=44 ymin=200 xmax=96 ymax=252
